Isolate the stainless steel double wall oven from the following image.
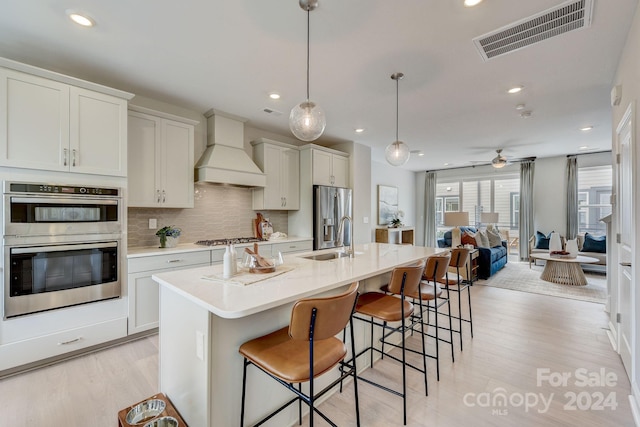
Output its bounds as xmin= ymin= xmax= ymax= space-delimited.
xmin=3 ymin=182 xmax=122 ymax=318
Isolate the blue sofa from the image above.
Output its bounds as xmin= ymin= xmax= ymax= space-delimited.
xmin=437 ymin=226 xmax=508 ymax=279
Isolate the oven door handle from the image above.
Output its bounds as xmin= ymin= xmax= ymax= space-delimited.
xmin=11 ymin=241 xmax=118 ymax=254
xmin=11 ymin=197 xmax=118 ymax=205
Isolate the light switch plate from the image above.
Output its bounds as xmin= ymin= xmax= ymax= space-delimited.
xmin=363 ymin=217 xmax=369 ymax=224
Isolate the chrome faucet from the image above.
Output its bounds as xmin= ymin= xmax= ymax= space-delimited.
xmin=337 ymin=215 xmax=354 ymax=258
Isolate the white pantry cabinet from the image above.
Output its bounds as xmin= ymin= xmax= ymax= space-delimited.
xmin=0 ymin=66 xmax=130 ymax=176
xmin=127 ymin=250 xmax=210 ymax=334
xmin=127 ymin=106 xmax=198 ymax=208
xmin=311 ymin=147 xmax=349 ymax=187
xmin=251 ymin=138 xmax=300 ymax=210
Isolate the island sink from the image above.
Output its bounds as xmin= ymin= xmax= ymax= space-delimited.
xmin=301 ymin=251 xmax=351 ymax=261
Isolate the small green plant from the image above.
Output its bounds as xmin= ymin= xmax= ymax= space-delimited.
xmin=389 ymin=210 xmax=405 ymax=228
xmin=156 ymin=225 xmax=181 ymax=247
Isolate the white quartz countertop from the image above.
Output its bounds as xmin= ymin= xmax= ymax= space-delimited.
xmin=152 ymin=243 xmax=446 ymax=319
xmin=127 ymin=236 xmax=312 ymax=258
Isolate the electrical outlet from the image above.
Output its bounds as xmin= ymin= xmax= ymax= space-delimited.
xmin=149 ymin=218 xmax=157 ymax=229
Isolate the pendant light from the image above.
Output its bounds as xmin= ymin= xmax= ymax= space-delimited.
xmin=289 ymin=0 xmax=326 ymax=142
xmin=385 ymin=72 xmax=410 ymax=166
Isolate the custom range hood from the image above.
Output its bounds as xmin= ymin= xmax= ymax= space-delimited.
xmin=195 ymin=109 xmax=266 ymax=187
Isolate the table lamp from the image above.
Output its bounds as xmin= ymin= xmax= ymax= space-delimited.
xmin=444 ymin=211 xmax=469 ymax=248
xmin=480 ymin=212 xmax=499 ymax=229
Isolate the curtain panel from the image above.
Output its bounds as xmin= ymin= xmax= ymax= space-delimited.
xmin=519 ymin=160 xmax=535 ymax=261
xmin=423 ymin=171 xmax=437 ymax=247
xmin=566 ymin=155 xmax=578 ymax=240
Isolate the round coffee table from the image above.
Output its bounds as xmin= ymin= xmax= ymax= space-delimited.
xmin=530 ymin=253 xmax=599 ymax=286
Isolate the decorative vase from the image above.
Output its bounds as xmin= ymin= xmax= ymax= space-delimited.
xmin=566 ymin=239 xmax=579 ymax=257
xmin=548 ymin=232 xmax=562 ymax=253
xmin=160 ymin=236 xmax=179 ymax=248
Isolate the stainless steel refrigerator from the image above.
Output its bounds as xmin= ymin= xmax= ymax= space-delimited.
xmin=313 ymin=185 xmax=353 ymax=250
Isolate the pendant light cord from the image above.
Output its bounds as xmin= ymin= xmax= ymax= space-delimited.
xmin=306 ymin=8 xmax=310 ymax=101
xmin=395 ymin=76 xmax=399 ymax=142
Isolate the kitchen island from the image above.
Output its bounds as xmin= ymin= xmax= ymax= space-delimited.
xmin=153 ymin=242 xmax=445 ymax=426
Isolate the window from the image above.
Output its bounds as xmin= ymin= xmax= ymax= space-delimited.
xmin=510 ymin=193 xmax=520 ymax=228
xmin=577 ymin=166 xmax=612 ymax=235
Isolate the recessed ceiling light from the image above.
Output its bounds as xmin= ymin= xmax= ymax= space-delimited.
xmin=354 ymin=128 xmax=364 ymax=133
xmin=579 ymin=145 xmax=590 ymax=150
xmin=67 ymin=10 xmax=95 ymax=27
xmin=580 ymin=126 xmax=594 ymax=131
xmin=444 ymin=162 xmax=450 ymax=166
xmin=464 ymin=0 xmax=483 ymax=6
xmin=515 ymin=103 xmax=526 ymax=110
xmin=268 ymin=93 xmax=280 ymax=100
xmin=508 ymin=86 xmax=523 ymax=94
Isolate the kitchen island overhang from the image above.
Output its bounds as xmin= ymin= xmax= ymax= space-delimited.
xmin=153 ymin=243 xmax=447 ymax=426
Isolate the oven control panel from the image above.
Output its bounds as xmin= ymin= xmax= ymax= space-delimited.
xmin=7 ymin=182 xmax=119 ymax=196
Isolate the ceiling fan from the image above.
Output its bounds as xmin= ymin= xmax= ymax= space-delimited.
xmin=491 ymin=149 xmax=509 ymax=169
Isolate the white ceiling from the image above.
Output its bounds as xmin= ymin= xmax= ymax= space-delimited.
xmin=0 ymin=0 xmax=637 ymax=171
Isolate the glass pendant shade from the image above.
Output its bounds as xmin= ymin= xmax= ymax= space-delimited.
xmin=289 ymin=100 xmax=326 ymax=141
xmin=385 ymin=140 xmax=410 ymax=166
xmin=492 ymin=160 xmax=507 ymax=169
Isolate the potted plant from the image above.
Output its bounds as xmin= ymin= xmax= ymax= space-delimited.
xmin=156 ymin=225 xmax=182 ymax=248
xmin=389 ymin=210 xmax=405 ymax=228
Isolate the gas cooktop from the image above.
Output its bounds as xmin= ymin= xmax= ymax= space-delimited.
xmin=195 ymin=237 xmax=264 ymax=246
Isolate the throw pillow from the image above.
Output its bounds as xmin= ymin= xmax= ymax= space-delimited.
xmin=582 ymin=233 xmax=606 ymax=253
xmin=535 ymin=231 xmax=551 ymax=250
xmin=486 ymin=228 xmax=502 ymax=248
xmin=475 ymin=230 xmax=490 ymax=248
xmin=461 ymin=231 xmax=477 ymax=247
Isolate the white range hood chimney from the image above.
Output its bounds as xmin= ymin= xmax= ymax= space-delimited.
xmin=195 ymin=109 xmax=266 ymax=187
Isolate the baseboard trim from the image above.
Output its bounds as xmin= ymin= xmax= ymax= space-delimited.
xmin=630 ymin=381 xmax=640 ymax=427
xmin=606 ymin=320 xmax=618 ymax=351
xmin=0 ymin=329 xmax=158 ymax=380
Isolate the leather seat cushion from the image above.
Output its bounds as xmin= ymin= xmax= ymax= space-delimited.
xmin=239 ymin=327 xmax=346 ymax=383
xmin=356 ymin=292 xmax=413 ymax=322
xmin=406 ymin=281 xmax=442 ymax=300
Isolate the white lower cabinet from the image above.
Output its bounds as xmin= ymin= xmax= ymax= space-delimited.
xmin=127 ymin=250 xmax=210 ymax=335
xmin=0 ymin=318 xmax=127 ymax=372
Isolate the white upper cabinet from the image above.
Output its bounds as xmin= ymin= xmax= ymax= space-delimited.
xmin=0 ymin=66 xmax=130 ymax=176
xmin=312 ymin=147 xmax=349 ymax=187
xmin=127 ymin=106 xmax=197 ymax=208
xmin=251 ymin=138 xmax=300 ymax=210
xmin=70 ymin=87 xmax=127 ymax=176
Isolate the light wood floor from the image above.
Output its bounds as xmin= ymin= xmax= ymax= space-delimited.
xmin=0 ymin=284 xmax=634 ymax=426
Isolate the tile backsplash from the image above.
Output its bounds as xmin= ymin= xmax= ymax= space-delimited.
xmin=128 ymin=183 xmax=289 ymax=247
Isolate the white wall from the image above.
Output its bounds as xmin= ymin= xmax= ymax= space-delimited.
xmin=370 ymin=160 xmax=416 ymax=241
xmin=611 ymin=2 xmax=640 ymax=422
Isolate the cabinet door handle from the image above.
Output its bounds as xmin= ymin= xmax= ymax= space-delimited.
xmin=283 ymin=197 xmax=286 ymax=207
xmin=63 ymin=148 xmax=68 ymax=166
xmin=167 ymin=259 xmax=184 ymax=263
xmin=58 ymin=336 xmax=82 ymax=345
xmin=72 ymin=149 xmax=77 ymax=167
xmin=157 ymin=190 xmax=161 ymax=203
xmin=162 ymin=190 xmax=166 ymax=203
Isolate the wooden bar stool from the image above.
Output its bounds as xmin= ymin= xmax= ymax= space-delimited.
xmin=239 ymin=283 xmax=360 ymax=427
xmin=352 ymin=263 xmax=426 ymax=426
xmin=405 ymin=253 xmax=453 ymax=381
xmin=437 ymin=248 xmax=474 ymax=350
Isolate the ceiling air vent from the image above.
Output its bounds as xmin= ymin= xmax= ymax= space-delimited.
xmin=472 ymin=0 xmax=593 ymax=61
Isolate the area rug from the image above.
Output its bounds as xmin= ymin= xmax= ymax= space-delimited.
xmin=475 ymin=259 xmax=607 ymax=304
